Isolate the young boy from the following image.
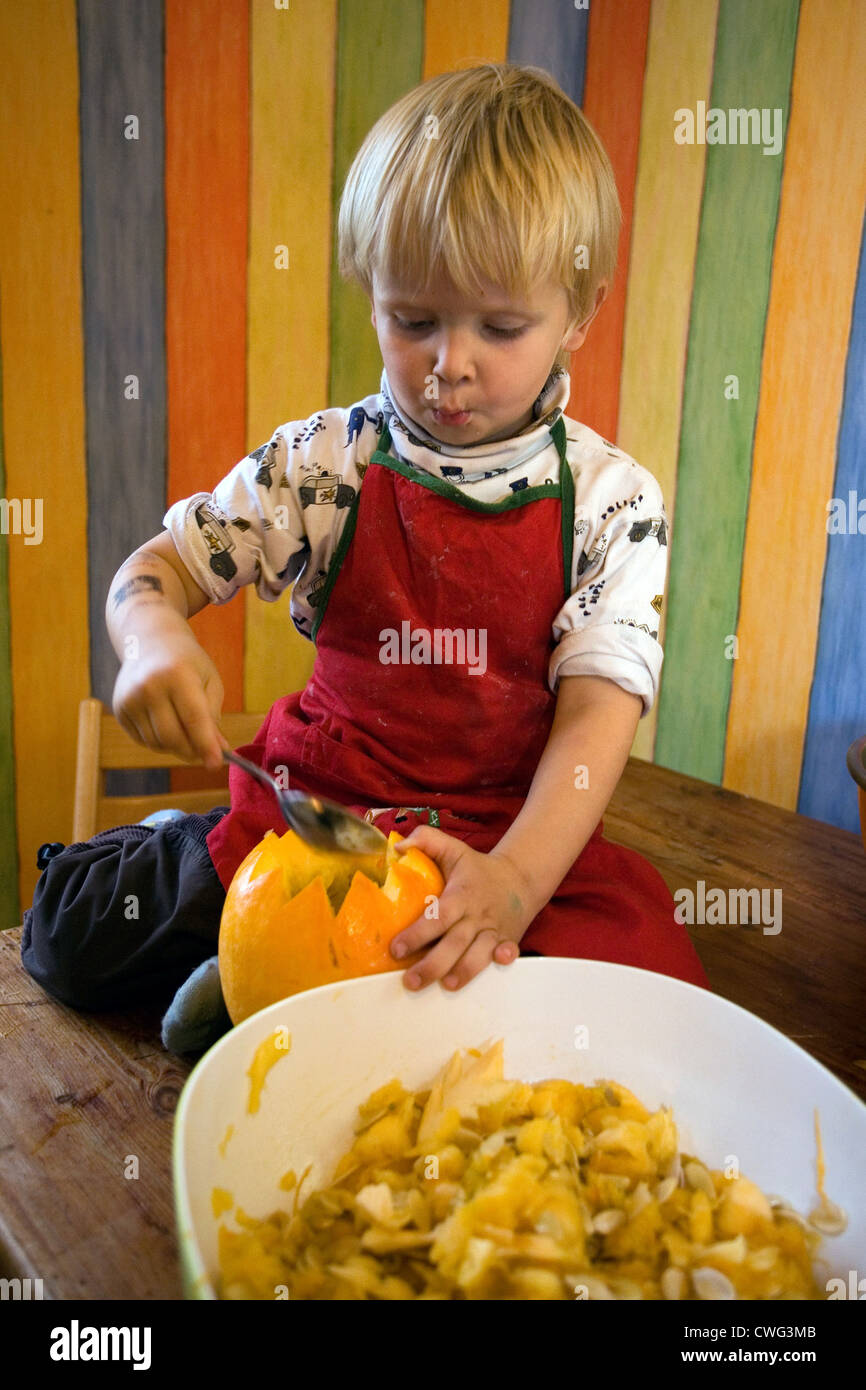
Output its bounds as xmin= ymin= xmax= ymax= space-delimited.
xmin=22 ymin=63 xmax=708 ymax=1023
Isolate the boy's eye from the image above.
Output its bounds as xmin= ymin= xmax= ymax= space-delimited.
xmin=393 ymin=317 xmax=526 ymax=340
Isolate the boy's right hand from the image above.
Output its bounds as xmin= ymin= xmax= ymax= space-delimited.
xmin=112 ymin=631 xmax=230 ymax=771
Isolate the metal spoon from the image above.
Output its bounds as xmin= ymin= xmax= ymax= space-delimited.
xmin=222 ymin=749 xmax=387 ymax=854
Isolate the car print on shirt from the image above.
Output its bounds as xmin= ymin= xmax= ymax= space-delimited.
xmin=574 ymin=520 xmax=610 ymax=578
xmin=299 ymin=467 xmax=356 ymax=510
xmin=194 ymin=501 xmax=238 ymax=582
xmin=628 ymin=516 xmax=668 ymax=546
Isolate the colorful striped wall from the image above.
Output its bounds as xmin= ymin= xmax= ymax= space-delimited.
xmin=1 ymin=0 xmax=864 ymax=919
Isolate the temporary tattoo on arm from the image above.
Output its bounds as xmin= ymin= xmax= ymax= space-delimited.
xmin=112 ymin=573 xmax=164 ymax=609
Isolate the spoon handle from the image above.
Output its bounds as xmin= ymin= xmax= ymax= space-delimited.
xmin=222 ymin=748 xmax=282 ymax=795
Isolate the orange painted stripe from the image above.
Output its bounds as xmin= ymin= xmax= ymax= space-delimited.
xmin=575 ymin=0 xmax=652 ymax=443
xmin=165 ymin=0 xmax=249 ymax=790
xmin=244 ymin=0 xmax=337 ymax=713
xmin=422 ymin=0 xmax=510 ymax=77
xmin=725 ymin=0 xmax=866 ymax=807
xmin=0 ymin=1 xmax=89 ymax=911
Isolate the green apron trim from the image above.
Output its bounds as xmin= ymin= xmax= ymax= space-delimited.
xmin=311 ymin=413 xmax=574 ymax=641
xmin=310 ymin=483 xmax=362 ymax=642
xmin=368 ymin=436 xmax=560 ymax=512
xmin=555 ymin=417 xmax=574 ymax=603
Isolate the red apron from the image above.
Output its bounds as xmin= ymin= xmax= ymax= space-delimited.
xmin=206 ymin=417 xmax=709 ymax=989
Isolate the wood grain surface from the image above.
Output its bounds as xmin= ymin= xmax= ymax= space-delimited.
xmin=605 ymin=758 xmax=866 ymax=1099
xmin=1 ymin=755 xmax=864 ymax=1300
xmin=0 ymin=943 xmax=191 ymax=1300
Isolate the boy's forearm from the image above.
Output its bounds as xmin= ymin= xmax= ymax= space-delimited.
xmin=492 ymin=675 xmax=644 ymax=917
xmin=105 ymin=550 xmax=194 ymax=661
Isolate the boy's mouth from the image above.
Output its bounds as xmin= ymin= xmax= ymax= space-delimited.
xmin=432 ymin=408 xmax=472 ymax=426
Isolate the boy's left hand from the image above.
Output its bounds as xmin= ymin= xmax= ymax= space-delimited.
xmin=389 ymin=826 xmax=539 ymax=992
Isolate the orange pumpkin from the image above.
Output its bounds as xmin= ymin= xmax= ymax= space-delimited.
xmin=218 ymin=828 xmax=445 ymax=1024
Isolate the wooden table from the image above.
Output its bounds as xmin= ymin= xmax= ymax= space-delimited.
xmin=2 ymin=758 xmax=865 ymax=1300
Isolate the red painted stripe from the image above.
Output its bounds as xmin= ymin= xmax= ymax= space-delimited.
xmin=165 ymin=0 xmax=249 ymax=789
xmin=574 ymin=0 xmax=652 ymax=442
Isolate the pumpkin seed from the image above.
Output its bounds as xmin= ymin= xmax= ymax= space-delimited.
xmin=808 ymin=1199 xmax=848 ymax=1236
xmin=630 ymin=1180 xmax=652 ymax=1214
xmin=684 ymin=1161 xmax=716 ymax=1198
xmin=592 ymin=1208 xmax=626 ymax=1234
xmin=655 ymin=1176 xmax=678 ymax=1205
xmin=691 ymin=1266 xmax=736 ymax=1300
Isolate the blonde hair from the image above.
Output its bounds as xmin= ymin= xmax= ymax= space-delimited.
xmin=337 ymin=63 xmax=621 ymax=368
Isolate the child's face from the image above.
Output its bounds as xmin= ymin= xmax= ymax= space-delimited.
xmin=370 ymin=270 xmax=601 ymax=446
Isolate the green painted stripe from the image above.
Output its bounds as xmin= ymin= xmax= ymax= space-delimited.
xmin=654 ymin=0 xmax=799 ymax=781
xmin=328 ymin=1 xmax=424 ymax=408
xmin=0 ymin=346 xmax=19 ymax=920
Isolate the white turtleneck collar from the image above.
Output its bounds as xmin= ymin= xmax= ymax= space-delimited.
xmin=379 ymin=365 xmax=571 ymax=479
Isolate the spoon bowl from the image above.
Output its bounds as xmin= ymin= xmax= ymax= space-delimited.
xmin=221 ymin=749 xmax=387 ymax=854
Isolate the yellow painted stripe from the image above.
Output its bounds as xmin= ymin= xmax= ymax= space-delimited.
xmin=422 ymin=0 xmax=510 ymax=77
xmin=616 ymin=0 xmax=719 ymax=761
xmin=725 ymin=0 xmax=866 ymax=806
xmin=244 ymin=0 xmax=337 ymax=712
xmin=0 ymin=2 xmax=89 ymax=912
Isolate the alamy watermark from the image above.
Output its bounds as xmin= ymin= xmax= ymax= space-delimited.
xmin=826 ymin=491 xmax=866 ymax=534
xmin=0 ymin=1276 xmax=44 ymax=1299
xmin=674 ymin=102 xmax=783 ymax=157
xmin=0 ymin=497 xmax=43 ymax=544
xmin=674 ymin=880 xmax=782 ymax=935
xmin=379 ymin=622 xmax=487 ymax=676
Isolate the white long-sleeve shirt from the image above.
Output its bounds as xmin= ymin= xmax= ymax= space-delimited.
xmin=163 ymin=367 xmax=670 ymax=715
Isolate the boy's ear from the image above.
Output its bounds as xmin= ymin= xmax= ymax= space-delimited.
xmin=562 ymin=281 xmax=609 ymax=353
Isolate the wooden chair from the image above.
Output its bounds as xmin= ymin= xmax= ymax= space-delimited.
xmin=72 ymin=698 xmax=266 ymax=841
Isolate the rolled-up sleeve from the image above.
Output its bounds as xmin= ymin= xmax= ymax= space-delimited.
xmin=163 ymin=432 xmax=308 ymax=605
xmin=549 ymin=473 xmax=670 ymax=716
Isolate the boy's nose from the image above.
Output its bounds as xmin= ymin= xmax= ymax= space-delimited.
xmin=432 ymin=330 xmax=474 ymax=384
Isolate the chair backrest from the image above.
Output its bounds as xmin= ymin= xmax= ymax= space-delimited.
xmin=73 ymin=698 xmax=266 ymax=841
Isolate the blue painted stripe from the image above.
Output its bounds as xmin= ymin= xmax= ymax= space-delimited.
xmin=507 ymin=0 xmax=588 ymax=106
xmin=78 ymin=0 xmax=168 ymax=801
xmin=799 ymin=216 xmax=866 ymax=833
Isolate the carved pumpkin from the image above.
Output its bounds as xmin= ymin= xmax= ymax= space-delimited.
xmin=218 ymin=828 xmax=444 ymax=1024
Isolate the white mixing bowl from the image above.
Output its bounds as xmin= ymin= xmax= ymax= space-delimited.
xmin=173 ymin=958 xmax=866 ymax=1299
